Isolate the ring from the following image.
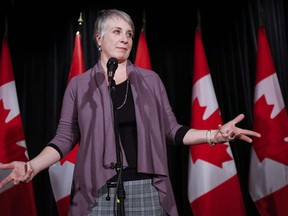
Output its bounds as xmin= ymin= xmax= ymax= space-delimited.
xmin=228 ymin=134 xmax=236 ymax=140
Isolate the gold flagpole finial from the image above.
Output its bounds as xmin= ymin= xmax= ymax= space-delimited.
xmin=78 ymin=12 xmax=83 ymax=26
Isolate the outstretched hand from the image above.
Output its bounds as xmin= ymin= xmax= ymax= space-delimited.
xmin=215 ymin=114 xmax=261 ymax=143
xmin=0 ymin=161 xmax=34 ymax=189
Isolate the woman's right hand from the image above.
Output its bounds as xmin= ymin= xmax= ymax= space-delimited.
xmin=0 ymin=161 xmax=34 ymax=188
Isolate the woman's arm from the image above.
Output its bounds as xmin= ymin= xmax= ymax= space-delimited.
xmin=183 ymin=114 xmax=261 ymax=145
xmin=0 ymin=146 xmax=61 ymax=188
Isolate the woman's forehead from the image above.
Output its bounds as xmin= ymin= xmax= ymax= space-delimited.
xmin=106 ymin=17 xmax=132 ymax=31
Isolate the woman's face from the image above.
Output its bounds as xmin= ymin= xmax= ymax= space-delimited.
xmin=97 ymin=17 xmax=133 ymax=63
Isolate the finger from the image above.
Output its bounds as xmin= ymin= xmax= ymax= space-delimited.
xmin=238 ymin=134 xmax=253 ymax=143
xmin=231 ymin=114 xmax=245 ymax=124
xmin=23 ymin=162 xmax=34 ymax=182
xmin=239 ymin=129 xmax=261 ymax=138
xmin=0 ymin=162 xmax=15 ymax=170
xmin=13 ymin=179 xmax=20 ymax=185
xmin=0 ymin=175 xmax=13 ymax=188
xmin=228 ymin=133 xmax=236 ymax=140
xmin=26 ymin=161 xmax=32 ymax=173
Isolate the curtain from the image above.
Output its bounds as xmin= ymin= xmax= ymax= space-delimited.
xmin=1 ymin=0 xmax=287 ymax=215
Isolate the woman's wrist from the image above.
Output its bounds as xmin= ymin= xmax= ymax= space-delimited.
xmin=206 ymin=129 xmax=223 ymax=146
xmin=206 ymin=130 xmax=215 ymax=146
xmin=26 ymin=161 xmax=37 ymax=180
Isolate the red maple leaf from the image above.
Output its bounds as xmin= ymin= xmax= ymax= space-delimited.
xmin=0 ymin=99 xmax=27 ymax=163
xmin=253 ymin=95 xmax=288 ymax=165
xmin=190 ymin=98 xmax=233 ymax=168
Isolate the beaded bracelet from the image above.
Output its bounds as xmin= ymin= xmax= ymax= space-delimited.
xmin=206 ymin=130 xmax=215 ymax=146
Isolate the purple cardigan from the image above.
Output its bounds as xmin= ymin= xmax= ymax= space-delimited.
xmin=49 ymin=60 xmax=183 ymax=216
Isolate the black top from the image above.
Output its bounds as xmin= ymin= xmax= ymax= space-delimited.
xmin=109 ymin=79 xmax=190 ymax=182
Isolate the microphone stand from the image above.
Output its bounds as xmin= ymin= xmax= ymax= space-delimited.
xmin=109 ymin=79 xmax=126 ymax=216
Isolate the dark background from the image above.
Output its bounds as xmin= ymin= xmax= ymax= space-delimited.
xmin=1 ymin=0 xmax=288 ymax=215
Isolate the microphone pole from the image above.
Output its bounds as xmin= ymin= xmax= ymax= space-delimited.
xmin=107 ymin=57 xmax=126 ymax=216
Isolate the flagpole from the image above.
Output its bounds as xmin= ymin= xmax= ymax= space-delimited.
xmin=259 ymin=7 xmax=264 ymax=26
xmin=142 ymin=10 xmax=146 ymax=36
xmin=197 ymin=8 xmax=201 ymax=29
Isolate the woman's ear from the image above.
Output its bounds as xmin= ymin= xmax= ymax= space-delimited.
xmin=95 ymin=34 xmax=101 ymax=45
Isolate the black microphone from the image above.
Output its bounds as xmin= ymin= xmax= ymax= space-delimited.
xmin=106 ymin=57 xmax=118 ymax=86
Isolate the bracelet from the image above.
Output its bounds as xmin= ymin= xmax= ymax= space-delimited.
xmin=206 ymin=130 xmax=215 ymax=146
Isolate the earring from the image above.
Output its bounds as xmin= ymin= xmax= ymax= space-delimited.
xmin=98 ymin=45 xmax=102 ymax=52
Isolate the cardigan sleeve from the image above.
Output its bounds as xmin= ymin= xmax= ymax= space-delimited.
xmin=174 ymin=125 xmax=190 ymax=145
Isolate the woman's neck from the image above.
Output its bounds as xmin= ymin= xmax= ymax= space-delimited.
xmin=102 ymin=59 xmax=128 ymax=85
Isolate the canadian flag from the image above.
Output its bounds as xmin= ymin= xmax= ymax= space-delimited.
xmin=135 ymin=28 xmax=152 ymax=70
xmin=48 ymin=31 xmax=85 ymax=216
xmin=188 ymin=27 xmax=247 ymax=216
xmin=249 ymin=26 xmax=288 ymax=216
xmin=0 ymin=36 xmax=37 ymax=216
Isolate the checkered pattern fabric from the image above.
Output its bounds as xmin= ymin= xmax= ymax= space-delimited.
xmin=88 ymin=179 xmax=167 ymax=215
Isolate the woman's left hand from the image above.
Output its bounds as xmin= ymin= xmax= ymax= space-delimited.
xmin=214 ymin=113 xmax=261 ymax=143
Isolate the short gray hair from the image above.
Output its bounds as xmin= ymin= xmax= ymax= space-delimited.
xmin=93 ymin=9 xmax=135 ymax=47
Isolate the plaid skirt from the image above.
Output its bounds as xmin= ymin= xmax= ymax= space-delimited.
xmin=88 ymin=179 xmax=167 ymax=216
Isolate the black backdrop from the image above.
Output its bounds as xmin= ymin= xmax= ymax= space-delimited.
xmin=1 ymin=0 xmax=288 ymax=215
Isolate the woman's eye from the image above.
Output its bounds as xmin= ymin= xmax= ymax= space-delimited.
xmin=114 ymin=30 xmax=121 ymax=34
xmin=127 ymin=33 xmax=133 ymax=38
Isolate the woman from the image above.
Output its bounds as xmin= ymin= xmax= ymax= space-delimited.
xmin=0 ymin=9 xmax=260 ymax=216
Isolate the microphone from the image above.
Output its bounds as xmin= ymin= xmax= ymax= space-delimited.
xmin=106 ymin=57 xmax=118 ymax=86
